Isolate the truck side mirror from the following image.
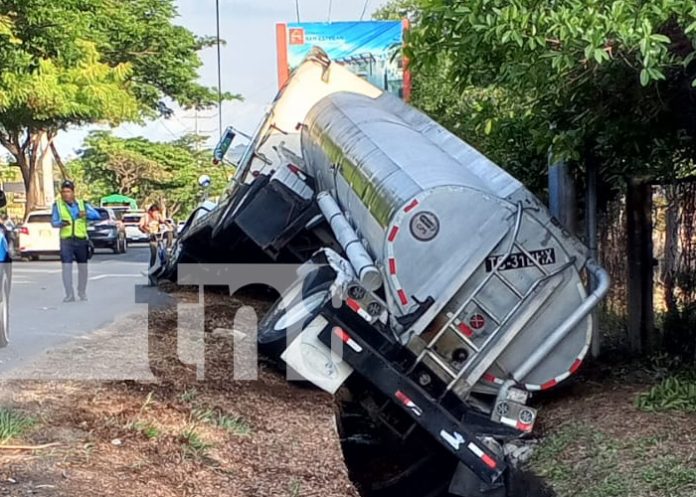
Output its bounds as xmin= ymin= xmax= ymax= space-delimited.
xmin=0 ymin=190 xmax=6 ymax=209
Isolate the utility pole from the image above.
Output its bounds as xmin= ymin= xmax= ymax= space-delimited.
xmin=182 ymin=111 xmax=217 ymax=151
xmin=215 ymin=0 xmax=223 ymax=138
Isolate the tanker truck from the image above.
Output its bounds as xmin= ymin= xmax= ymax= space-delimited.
xmin=168 ymin=48 xmax=609 ymax=497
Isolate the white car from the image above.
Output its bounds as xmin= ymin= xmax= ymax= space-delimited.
xmin=122 ymin=213 xmax=148 ymax=243
xmin=18 ymin=210 xmax=60 ymax=260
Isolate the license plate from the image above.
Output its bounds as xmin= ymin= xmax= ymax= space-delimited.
xmin=40 ymin=230 xmax=52 ymax=238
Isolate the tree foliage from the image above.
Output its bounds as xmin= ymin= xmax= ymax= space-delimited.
xmin=69 ymin=132 xmax=229 ymax=218
xmin=379 ymin=0 xmax=696 ymax=193
xmin=0 ymin=0 xmax=239 ymax=215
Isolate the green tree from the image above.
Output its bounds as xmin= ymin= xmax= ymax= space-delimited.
xmin=69 ymin=131 xmax=229 ymax=218
xmin=0 ymin=0 xmax=238 ymax=216
xmin=407 ymin=0 xmax=696 ymax=185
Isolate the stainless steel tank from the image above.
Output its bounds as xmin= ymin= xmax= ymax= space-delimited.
xmin=301 ymin=91 xmax=601 ymax=395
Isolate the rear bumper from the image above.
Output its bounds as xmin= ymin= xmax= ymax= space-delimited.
xmin=315 ymin=304 xmax=509 ymax=485
xmin=89 ymin=232 xmax=118 ymax=247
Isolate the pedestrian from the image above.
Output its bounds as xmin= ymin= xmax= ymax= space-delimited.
xmin=139 ymin=204 xmax=166 ymax=271
xmin=51 ymin=180 xmax=101 ymax=302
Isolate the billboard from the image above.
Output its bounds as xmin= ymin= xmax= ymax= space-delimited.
xmin=276 ymin=20 xmax=410 ymax=100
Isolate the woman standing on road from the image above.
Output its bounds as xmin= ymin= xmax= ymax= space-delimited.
xmin=139 ymin=204 xmax=166 ymax=271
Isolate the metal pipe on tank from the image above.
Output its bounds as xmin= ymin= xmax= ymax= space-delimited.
xmin=317 ymin=192 xmax=382 ymax=292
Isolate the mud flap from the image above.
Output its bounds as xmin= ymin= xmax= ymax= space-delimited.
xmin=281 ymin=315 xmax=353 ymax=394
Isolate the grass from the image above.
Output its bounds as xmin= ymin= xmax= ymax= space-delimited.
xmin=0 ymin=408 xmax=34 ymax=443
xmin=191 ymin=407 xmax=252 ymax=437
xmin=129 ymin=420 xmax=161 ymax=440
xmin=181 ymin=426 xmax=212 ymax=458
xmin=528 ymin=423 xmax=696 ymax=497
xmin=636 ymin=375 xmax=696 ymax=413
xmin=288 ymin=479 xmax=302 ymax=497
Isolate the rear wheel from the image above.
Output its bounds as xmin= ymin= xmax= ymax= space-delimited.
xmin=257 ymin=266 xmax=335 ymax=361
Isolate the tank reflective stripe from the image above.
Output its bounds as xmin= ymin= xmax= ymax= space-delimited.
xmin=483 ymin=373 xmax=504 ymax=385
xmin=397 ymin=289 xmax=408 ymax=305
xmin=346 ymin=299 xmax=372 ymax=322
xmin=540 ymin=379 xmax=558 ymax=390
xmin=467 ymin=443 xmax=497 ymax=469
xmin=388 ymin=226 xmax=400 ymax=242
xmin=524 ymin=343 xmax=590 ymax=391
xmin=388 ymin=258 xmax=397 ymax=275
xmin=404 ymin=199 xmax=419 ymax=213
xmin=333 ymin=327 xmax=363 ymax=353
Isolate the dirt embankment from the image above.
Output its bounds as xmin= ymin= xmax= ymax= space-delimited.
xmin=0 ymin=289 xmax=358 ymax=497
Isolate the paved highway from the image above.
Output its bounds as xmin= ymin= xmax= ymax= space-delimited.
xmin=0 ymin=246 xmax=161 ymax=374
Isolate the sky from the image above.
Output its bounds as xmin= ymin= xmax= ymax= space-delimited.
xmin=55 ymin=0 xmax=389 ymax=159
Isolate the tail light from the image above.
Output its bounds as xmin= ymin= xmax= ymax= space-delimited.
xmin=18 ymin=227 xmax=29 ymax=235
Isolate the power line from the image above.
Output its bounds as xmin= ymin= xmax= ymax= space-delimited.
xmin=215 ymin=0 xmax=223 ymax=138
xmin=295 ymin=0 xmax=301 ymax=22
xmin=360 ymin=0 xmax=371 ymax=20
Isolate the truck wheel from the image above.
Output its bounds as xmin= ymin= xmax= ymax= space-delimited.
xmin=0 ymin=267 xmax=10 ymax=348
xmin=257 ymin=266 xmax=335 ymax=361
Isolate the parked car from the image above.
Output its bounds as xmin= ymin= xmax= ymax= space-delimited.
xmin=18 ymin=211 xmax=60 ymax=260
xmin=122 ymin=212 xmax=148 ymax=243
xmin=88 ymin=208 xmax=127 ymax=254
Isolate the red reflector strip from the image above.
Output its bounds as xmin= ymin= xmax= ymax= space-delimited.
xmin=481 ymin=454 xmax=497 ymax=469
xmin=570 ymin=359 xmax=583 ymax=374
xmin=483 ymin=373 xmax=497 ymax=383
xmin=388 ymin=226 xmax=400 ymax=242
xmin=346 ymin=299 xmax=372 ymax=322
xmin=388 ymin=258 xmax=397 ymax=275
xmin=334 ymin=327 xmax=351 ymax=343
xmin=458 ymin=323 xmax=473 ymax=337
xmin=541 ymin=379 xmax=558 ymax=391
xmin=397 ymin=289 xmax=408 ymax=305
xmin=395 ymin=390 xmax=410 ymax=405
xmin=467 ymin=443 xmax=497 ymax=469
xmin=404 ymin=199 xmax=419 ymax=213
xmin=516 ymin=421 xmax=533 ymax=433
xmin=333 ymin=327 xmax=363 ymax=353
xmin=346 ymin=299 xmax=361 ymax=313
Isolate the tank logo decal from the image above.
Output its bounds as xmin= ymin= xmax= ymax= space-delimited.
xmin=485 ymin=247 xmax=556 ymax=272
xmin=409 ymin=211 xmax=440 ymax=242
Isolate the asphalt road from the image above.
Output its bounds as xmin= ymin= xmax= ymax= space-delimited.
xmin=0 ymin=245 xmax=161 ymax=374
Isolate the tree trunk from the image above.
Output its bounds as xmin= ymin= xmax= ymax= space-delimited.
xmin=626 ymin=178 xmax=655 ymax=355
xmin=50 ymin=141 xmax=69 ymax=180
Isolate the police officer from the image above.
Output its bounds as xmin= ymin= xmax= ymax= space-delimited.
xmin=51 ymin=180 xmax=100 ymax=302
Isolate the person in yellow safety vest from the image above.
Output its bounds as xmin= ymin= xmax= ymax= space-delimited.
xmin=51 ymin=180 xmax=101 ymax=302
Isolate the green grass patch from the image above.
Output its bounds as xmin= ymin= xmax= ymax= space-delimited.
xmin=529 ymin=423 xmax=696 ymax=497
xmin=636 ymin=375 xmax=696 ymax=413
xmin=129 ymin=420 xmax=161 ymax=440
xmin=0 ymin=408 xmax=34 ymax=444
xmin=181 ymin=426 xmax=212 ymax=458
xmin=192 ymin=407 xmax=252 ymax=437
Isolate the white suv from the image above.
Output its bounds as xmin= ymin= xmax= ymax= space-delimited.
xmin=18 ymin=211 xmax=60 ymax=260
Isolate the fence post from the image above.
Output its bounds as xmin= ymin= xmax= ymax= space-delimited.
xmin=626 ymin=177 xmax=655 ymax=355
